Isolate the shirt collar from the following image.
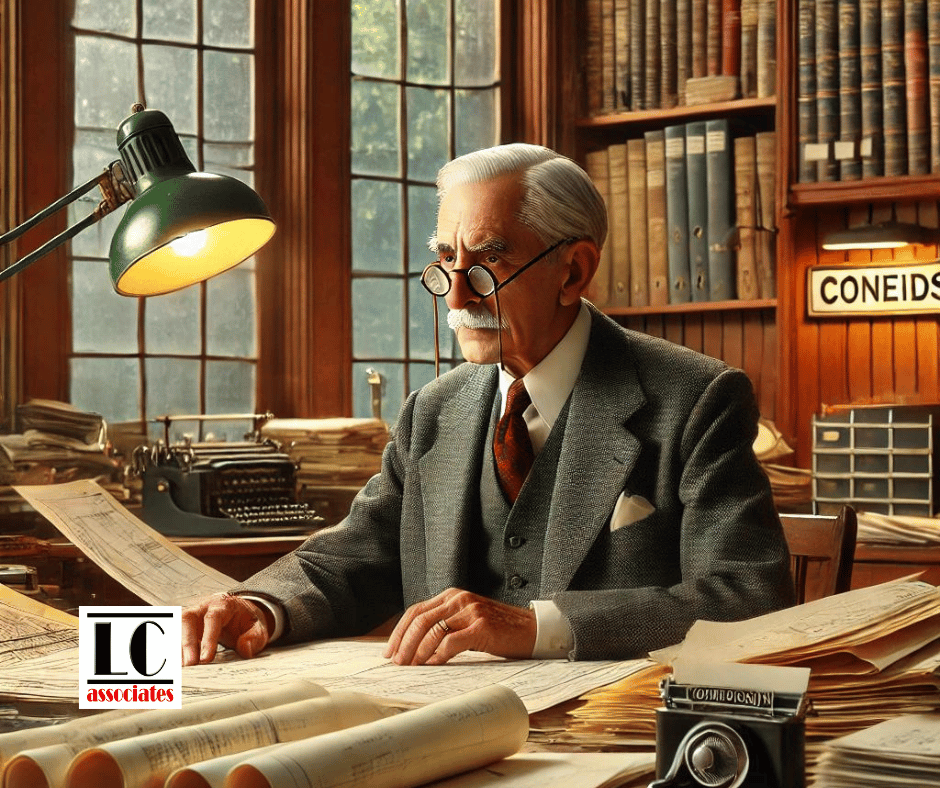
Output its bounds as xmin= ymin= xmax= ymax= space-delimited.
xmin=498 ymin=301 xmax=591 ymax=426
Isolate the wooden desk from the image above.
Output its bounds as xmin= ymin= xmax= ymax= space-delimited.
xmin=9 ymin=534 xmax=310 ymax=610
xmin=851 ymin=543 xmax=940 ymax=588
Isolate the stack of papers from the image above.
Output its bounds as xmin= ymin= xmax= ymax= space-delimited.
xmin=856 ymin=511 xmax=940 ymax=545
xmin=811 ymin=712 xmax=940 ymax=787
xmin=260 ymin=417 xmax=388 ymax=487
xmin=565 ymin=578 xmax=940 ymax=767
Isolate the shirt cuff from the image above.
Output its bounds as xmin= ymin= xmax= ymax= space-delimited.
xmin=529 ymin=600 xmax=574 ymax=659
xmin=236 ymin=593 xmax=285 ymax=642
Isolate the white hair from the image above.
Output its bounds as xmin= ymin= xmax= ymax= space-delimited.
xmin=436 ymin=143 xmax=608 ymax=249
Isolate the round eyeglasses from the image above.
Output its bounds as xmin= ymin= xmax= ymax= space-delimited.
xmin=420 ymin=237 xmax=575 ymax=377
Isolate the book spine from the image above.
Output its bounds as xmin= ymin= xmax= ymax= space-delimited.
xmin=815 ymin=0 xmax=840 ymax=181
xmin=740 ymin=0 xmax=759 ymax=97
xmin=645 ymin=129 xmax=669 ymax=305
xmin=602 ymin=0 xmax=618 ymax=113
xmin=930 ymin=0 xmax=940 ymax=172
xmin=707 ymin=0 xmax=723 ymax=74
xmin=585 ymin=0 xmax=605 ymax=116
xmin=665 ymin=125 xmax=692 ymax=303
xmin=685 ymin=122 xmax=710 ymax=301
xmin=860 ymin=0 xmax=884 ymax=177
xmin=646 ymin=0 xmax=662 ymax=108
xmin=630 ymin=0 xmax=647 ymax=109
xmin=838 ymin=0 xmax=862 ymax=179
xmin=627 ymin=138 xmax=651 ymax=307
xmin=722 ymin=0 xmax=742 ymax=77
xmin=608 ymin=142 xmax=631 ymax=305
xmin=756 ymin=0 xmax=776 ymax=98
xmin=693 ymin=0 xmax=709 ymax=78
xmin=755 ymin=131 xmax=777 ymax=299
xmin=905 ymin=0 xmax=929 ymax=175
xmin=615 ymin=0 xmax=632 ymax=110
xmin=797 ymin=0 xmax=818 ymax=182
xmin=882 ymin=0 xmax=908 ymax=176
xmin=584 ymin=149 xmax=612 ymax=306
xmin=661 ymin=0 xmax=679 ymax=108
xmin=705 ymin=119 xmax=735 ymax=301
xmin=734 ymin=134 xmax=759 ymax=301
xmin=677 ymin=0 xmax=692 ymax=104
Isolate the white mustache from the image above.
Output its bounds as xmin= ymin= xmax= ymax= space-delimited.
xmin=447 ymin=307 xmax=507 ymax=331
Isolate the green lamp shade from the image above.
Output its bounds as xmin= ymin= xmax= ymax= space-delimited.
xmin=108 ymin=106 xmax=275 ymax=296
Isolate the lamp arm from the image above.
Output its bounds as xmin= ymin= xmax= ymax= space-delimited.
xmin=0 ymin=161 xmax=134 ymax=282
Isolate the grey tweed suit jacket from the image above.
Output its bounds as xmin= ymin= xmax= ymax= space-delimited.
xmin=235 ymin=302 xmax=794 ymax=660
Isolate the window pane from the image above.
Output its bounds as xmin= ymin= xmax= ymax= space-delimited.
xmin=406 ymin=0 xmax=448 ymax=84
xmin=454 ymin=0 xmax=498 ymax=85
xmin=408 ymin=185 xmax=438 ymax=273
xmin=142 ymin=0 xmax=196 ymax=42
xmin=143 ymin=45 xmax=198 ymax=135
xmin=205 ymin=360 xmax=255 ymax=441
xmin=73 ymin=0 xmax=136 ymax=36
xmin=204 ymin=0 xmax=253 ymax=48
xmin=68 ymin=194 xmax=122 ymax=259
xmin=71 ymin=261 xmax=139 ymax=354
xmin=351 ymin=80 xmax=400 ymax=177
xmin=145 ymin=287 xmax=201 ymax=355
xmin=206 ymin=268 xmax=257 ymax=357
xmin=71 ymin=358 xmax=140 ymax=423
xmin=353 ymin=362 xmax=404 ymax=422
xmin=456 ymin=88 xmax=499 ymax=156
xmin=408 ymin=275 xmax=438 ymax=362
xmin=75 ymin=36 xmax=138 ymax=129
xmin=352 ymin=180 xmax=402 ymax=274
xmin=204 ymin=141 xmax=254 ymax=169
xmin=407 ymin=87 xmax=449 ymax=183
xmin=352 ymin=278 xmax=404 ymax=359
xmin=352 ymin=0 xmax=399 ymax=79
xmin=145 ymin=357 xmax=201 ymax=419
xmin=204 ymin=51 xmax=254 ymax=141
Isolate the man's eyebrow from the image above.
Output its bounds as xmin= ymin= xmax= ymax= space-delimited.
xmin=427 ymin=238 xmax=510 ymax=254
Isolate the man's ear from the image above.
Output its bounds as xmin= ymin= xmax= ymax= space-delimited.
xmin=559 ymin=239 xmax=601 ymax=306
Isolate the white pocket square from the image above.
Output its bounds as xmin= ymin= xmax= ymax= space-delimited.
xmin=610 ymin=492 xmax=656 ymax=532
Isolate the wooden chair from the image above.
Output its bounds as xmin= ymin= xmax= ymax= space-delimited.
xmin=779 ymin=506 xmax=858 ymax=604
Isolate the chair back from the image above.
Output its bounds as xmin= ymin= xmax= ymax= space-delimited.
xmin=779 ymin=505 xmax=857 ymax=604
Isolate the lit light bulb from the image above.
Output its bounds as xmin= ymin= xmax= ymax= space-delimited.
xmin=169 ymin=229 xmax=208 ymax=256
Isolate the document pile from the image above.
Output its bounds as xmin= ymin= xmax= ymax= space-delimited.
xmin=565 ymin=578 xmax=940 ymax=769
xmin=810 ymin=711 xmax=940 ymax=787
xmin=855 ymin=511 xmax=940 ymax=545
xmin=260 ymin=417 xmax=388 ymax=487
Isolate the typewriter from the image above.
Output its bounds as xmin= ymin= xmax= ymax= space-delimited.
xmin=134 ymin=413 xmax=324 ymax=537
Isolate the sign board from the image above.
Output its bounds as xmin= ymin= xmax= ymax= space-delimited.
xmin=807 ymin=261 xmax=940 ymax=317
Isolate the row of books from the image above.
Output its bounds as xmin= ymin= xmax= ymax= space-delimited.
xmin=798 ymin=0 xmax=940 ymax=181
xmin=584 ymin=0 xmax=777 ymax=116
xmin=586 ymin=120 xmax=776 ymax=308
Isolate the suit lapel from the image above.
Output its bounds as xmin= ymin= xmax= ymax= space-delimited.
xmin=541 ymin=311 xmax=647 ymax=594
xmin=418 ymin=365 xmax=498 ymax=594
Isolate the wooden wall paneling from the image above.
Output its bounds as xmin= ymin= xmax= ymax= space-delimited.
xmin=721 ymin=311 xmax=744 ymax=371
xmin=664 ymin=315 xmax=683 ymax=347
xmin=791 ymin=212 xmax=821 ymax=467
xmin=742 ymin=310 xmax=764 ymax=414
xmin=644 ymin=314 xmax=666 ymax=339
xmin=845 ymin=206 xmax=874 ymax=404
xmin=915 ymin=202 xmax=940 ymax=399
xmin=701 ymin=311 xmax=723 ymax=361
xmin=890 ymin=203 xmax=920 ymax=399
xmin=760 ymin=313 xmax=778 ymax=422
xmin=867 ymin=204 xmax=897 ymax=402
xmin=684 ymin=313 xmax=704 ymax=353
xmin=816 ymin=210 xmax=850 ymax=411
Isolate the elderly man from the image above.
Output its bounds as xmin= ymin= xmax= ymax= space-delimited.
xmin=181 ymin=143 xmax=794 ymax=668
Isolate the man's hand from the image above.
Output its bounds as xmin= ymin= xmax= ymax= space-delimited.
xmin=383 ymin=588 xmax=537 ymax=665
xmin=181 ymin=593 xmax=272 ymax=666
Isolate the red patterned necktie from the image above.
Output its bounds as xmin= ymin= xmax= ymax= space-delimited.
xmin=493 ymin=379 xmax=535 ymax=503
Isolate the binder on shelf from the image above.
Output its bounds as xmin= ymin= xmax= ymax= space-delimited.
xmin=628 ymin=138 xmax=651 ymax=307
xmin=602 ymin=0 xmax=618 ymax=114
xmin=905 ymin=0 xmax=930 ymax=175
xmin=740 ymin=0 xmax=759 ymax=97
xmin=615 ymin=0 xmax=632 ymax=110
xmin=645 ymin=129 xmax=670 ymax=306
xmin=685 ymin=122 xmax=710 ymax=302
xmin=705 ymin=119 xmax=735 ymax=301
xmin=661 ymin=0 xmax=679 ymax=108
xmin=645 ymin=0 xmax=662 ymax=109
xmin=708 ymin=0 xmax=724 ymax=76
xmin=755 ymin=131 xmax=777 ymax=299
xmin=838 ymin=0 xmax=862 ymax=180
xmin=734 ymin=134 xmax=759 ymax=301
xmin=756 ymin=0 xmax=776 ymax=98
xmin=860 ymin=0 xmax=884 ymax=178
xmin=584 ymin=148 xmax=612 ymax=307
xmin=882 ymin=0 xmax=908 ymax=177
xmin=929 ymin=1 xmax=940 ymax=172
xmin=722 ymin=0 xmax=742 ymax=78
xmin=815 ymin=0 xmax=840 ymax=182
xmin=631 ymin=0 xmax=647 ymax=110
xmin=694 ymin=0 xmax=710 ymax=79
xmin=677 ymin=0 xmax=693 ymax=104
xmin=665 ymin=125 xmax=692 ymax=304
xmin=608 ymin=142 xmax=631 ymax=306
xmin=797 ymin=0 xmax=819 ymax=183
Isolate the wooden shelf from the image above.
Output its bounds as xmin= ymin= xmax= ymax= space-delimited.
xmin=789 ymin=174 xmax=940 ymax=208
xmin=604 ymin=299 xmax=777 ymax=317
xmin=576 ymin=97 xmax=776 ymax=129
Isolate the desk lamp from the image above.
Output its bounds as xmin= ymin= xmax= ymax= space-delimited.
xmin=0 ymin=104 xmax=275 ymax=295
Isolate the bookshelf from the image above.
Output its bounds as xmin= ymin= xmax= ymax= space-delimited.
xmin=527 ymin=0 xmax=940 ymax=470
